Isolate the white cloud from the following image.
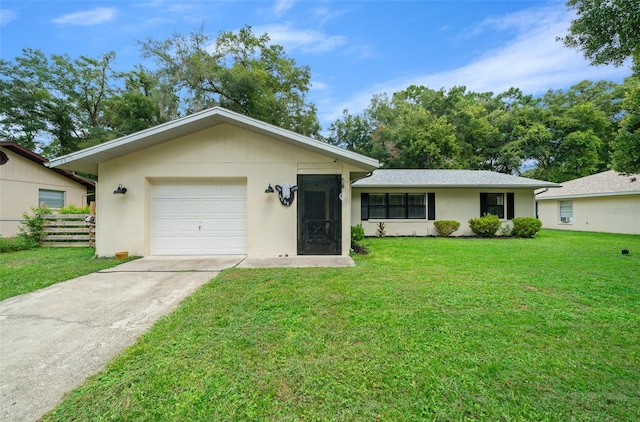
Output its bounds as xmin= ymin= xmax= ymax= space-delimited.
xmin=274 ymin=0 xmax=295 ymax=16
xmin=318 ymin=6 xmax=630 ymax=125
xmin=255 ymin=23 xmax=346 ymax=55
xmin=0 ymin=8 xmax=17 ymax=25
xmin=53 ymin=7 xmax=117 ymax=26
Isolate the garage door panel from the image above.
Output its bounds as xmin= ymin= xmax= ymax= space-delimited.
xmin=151 ymin=181 xmax=247 ymax=255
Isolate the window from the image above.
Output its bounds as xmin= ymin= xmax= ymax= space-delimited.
xmin=361 ymin=193 xmax=429 ymax=220
xmin=38 ymin=189 xmax=65 ymax=208
xmin=559 ymin=200 xmax=573 ymax=223
xmin=480 ymin=192 xmax=515 ymax=219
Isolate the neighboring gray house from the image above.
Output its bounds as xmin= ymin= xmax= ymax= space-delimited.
xmin=352 ymin=169 xmax=559 ymax=236
xmin=536 ymin=170 xmax=640 ymax=235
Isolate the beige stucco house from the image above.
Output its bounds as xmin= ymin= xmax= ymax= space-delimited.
xmin=48 ymin=107 xmax=378 ymax=257
xmin=352 ymin=169 xmax=559 ymax=237
xmin=536 ymin=170 xmax=640 ymax=235
xmin=0 ymin=142 xmax=95 ymax=237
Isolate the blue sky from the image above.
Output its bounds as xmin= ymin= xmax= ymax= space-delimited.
xmin=0 ymin=1 xmax=632 ymax=130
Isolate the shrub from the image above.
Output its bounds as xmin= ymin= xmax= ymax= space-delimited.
xmin=500 ymin=223 xmax=513 ymax=237
xmin=350 ymin=224 xmax=367 ymax=254
xmin=512 ymin=217 xmax=543 ymax=238
xmin=433 ymin=220 xmax=460 ymax=237
xmin=0 ymin=236 xmax=39 ymax=253
xmin=376 ymin=222 xmax=386 ymax=238
xmin=351 ymin=224 xmax=364 ymax=244
xmin=19 ymin=206 xmax=47 ymax=245
xmin=58 ymin=204 xmax=91 ymax=214
xmin=468 ymin=213 xmax=501 ymax=237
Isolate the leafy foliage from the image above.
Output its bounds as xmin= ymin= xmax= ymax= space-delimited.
xmin=0 ymin=236 xmax=39 ymax=253
xmin=433 ymin=220 xmax=460 ymax=237
xmin=611 ymin=76 xmax=640 ymax=174
xmin=19 ymin=206 xmax=48 ymax=245
xmin=468 ymin=213 xmax=501 ymax=237
xmin=57 ymin=204 xmax=91 ymax=214
xmin=350 ymin=224 xmax=368 ymax=254
xmin=329 ymin=82 xmax=628 ymax=182
xmin=560 ymin=0 xmax=640 ymax=67
xmin=511 ymin=217 xmax=543 ymax=238
xmin=140 ymin=25 xmax=320 ymax=137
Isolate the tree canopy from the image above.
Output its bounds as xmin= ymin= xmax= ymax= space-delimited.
xmin=560 ymin=0 xmax=640 ymax=67
xmin=0 ymin=26 xmax=320 ymax=158
xmin=327 ymin=81 xmax=631 ymax=182
xmin=140 ymin=25 xmax=320 ymax=137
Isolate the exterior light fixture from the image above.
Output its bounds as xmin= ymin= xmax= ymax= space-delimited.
xmin=265 ymin=184 xmax=274 ymax=193
xmin=113 ymin=184 xmax=127 ymax=194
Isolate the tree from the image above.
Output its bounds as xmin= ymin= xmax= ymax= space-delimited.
xmin=105 ymin=67 xmax=175 ymax=136
xmin=140 ymin=25 xmax=321 ymax=137
xmin=521 ymin=81 xmax=622 ymax=182
xmin=0 ymin=50 xmax=177 ymax=157
xmin=611 ymin=77 xmax=640 ymax=174
xmin=0 ymin=49 xmax=119 ymax=156
xmin=560 ymin=0 xmax=640 ymax=66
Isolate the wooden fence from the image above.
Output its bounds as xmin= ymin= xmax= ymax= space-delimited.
xmin=40 ymin=214 xmax=95 ymax=247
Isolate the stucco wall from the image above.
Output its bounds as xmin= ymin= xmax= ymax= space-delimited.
xmin=537 ymin=195 xmax=640 ymax=235
xmin=95 ymin=123 xmax=359 ymax=257
xmin=351 ymin=187 xmax=536 ymax=236
xmin=0 ymin=147 xmax=88 ymax=236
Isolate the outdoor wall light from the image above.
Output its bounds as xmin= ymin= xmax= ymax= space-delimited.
xmin=265 ymin=184 xmax=274 ymax=193
xmin=113 ymin=184 xmax=127 ymax=194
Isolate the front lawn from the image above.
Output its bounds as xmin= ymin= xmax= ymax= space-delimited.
xmin=44 ymin=231 xmax=640 ymax=420
xmin=0 ymin=247 xmax=133 ymax=301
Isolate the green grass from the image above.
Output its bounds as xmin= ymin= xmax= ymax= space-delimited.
xmin=0 ymin=247 xmax=134 ymax=301
xmin=44 ymin=231 xmax=640 ymax=421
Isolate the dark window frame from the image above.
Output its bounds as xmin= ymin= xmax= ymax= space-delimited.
xmin=480 ymin=192 xmax=515 ymax=220
xmin=361 ymin=193 xmax=430 ymax=220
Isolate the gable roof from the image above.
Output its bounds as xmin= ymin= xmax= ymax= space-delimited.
xmin=46 ymin=107 xmax=379 ymax=175
xmin=536 ymin=170 xmax=640 ymax=200
xmin=0 ymin=141 xmax=95 ymax=189
xmin=352 ymin=169 xmax=559 ymax=189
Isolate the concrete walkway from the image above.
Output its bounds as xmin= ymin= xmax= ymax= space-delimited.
xmin=0 ymin=255 xmax=353 ymax=421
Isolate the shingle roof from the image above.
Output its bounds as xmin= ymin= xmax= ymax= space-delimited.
xmin=536 ymin=170 xmax=640 ymax=199
xmin=352 ymin=169 xmax=559 ymax=189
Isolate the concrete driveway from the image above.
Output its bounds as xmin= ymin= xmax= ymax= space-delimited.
xmin=0 ymin=256 xmax=244 ymax=422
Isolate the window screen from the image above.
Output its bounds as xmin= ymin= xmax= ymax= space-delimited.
xmin=38 ymin=189 xmax=65 ymax=208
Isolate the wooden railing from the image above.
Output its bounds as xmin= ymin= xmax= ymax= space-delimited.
xmin=40 ymin=214 xmax=95 ymax=247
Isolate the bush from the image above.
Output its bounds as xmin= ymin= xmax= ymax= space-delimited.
xmin=433 ymin=220 xmax=460 ymax=237
xmin=19 ymin=206 xmax=47 ymax=245
xmin=350 ymin=224 xmax=368 ymax=254
xmin=512 ymin=217 xmax=543 ymax=238
xmin=351 ymin=223 xmax=364 ymax=244
xmin=468 ymin=213 xmax=501 ymax=237
xmin=376 ymin=222 xmax=386 ymax=238
xmin=500 ymin=223 xmax=513 ymax=237
xmin=0 ymin=236 xmax=39 ymax=253
xmin=58 ymin=204 xmax=91 ymax=214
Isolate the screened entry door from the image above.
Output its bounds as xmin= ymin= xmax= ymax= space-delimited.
xmin=297 ymin=175 xmax=342 ymax=255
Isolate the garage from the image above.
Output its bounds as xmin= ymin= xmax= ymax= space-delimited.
xmin=150 ymin=180 xmax=247 ymax=255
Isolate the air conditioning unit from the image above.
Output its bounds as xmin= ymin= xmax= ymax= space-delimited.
xmin=560 ymin=216 xmax=571 ymax=223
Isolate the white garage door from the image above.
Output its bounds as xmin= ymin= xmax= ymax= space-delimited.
xmin=151 ymin=181 xmax=247 ymax=255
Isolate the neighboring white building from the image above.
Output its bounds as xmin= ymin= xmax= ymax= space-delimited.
xmin=0 ymin=142 xmax=95 ymax=237
xmin=48 ymin=107 xmax=378 ymax=257
xmin=536 ymin=170 xmax=640 ymax=235
xmin=352 ymin=169 xmax=559 ymax=237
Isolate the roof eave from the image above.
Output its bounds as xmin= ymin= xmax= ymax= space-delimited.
xmin=536 ymin=191 xmax=640 ymax=200
xmin=353 ymin=183 xmax=560 ymax=189
xmin=47 ymin=107 xmax=379 ymax=174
